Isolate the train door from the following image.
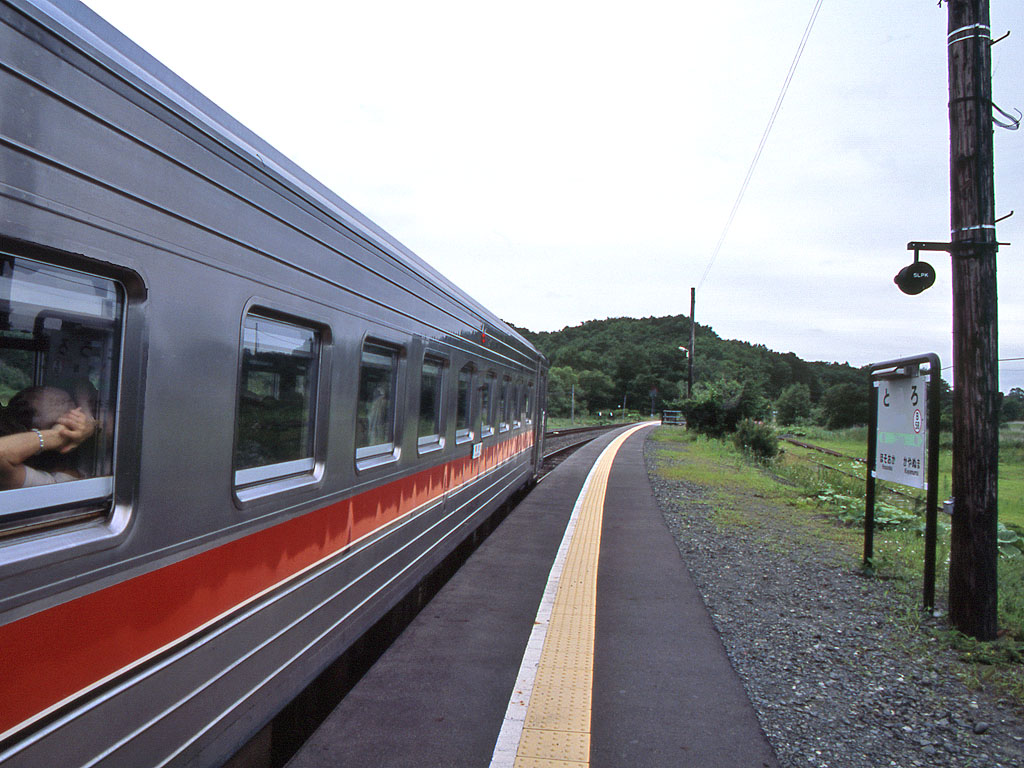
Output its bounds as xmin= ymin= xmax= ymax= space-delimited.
xmin=531 ymin=368 xmax=547 ymax=474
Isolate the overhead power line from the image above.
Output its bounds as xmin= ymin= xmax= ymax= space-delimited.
xmin=697 ymin=0 xmax=826 ymax=290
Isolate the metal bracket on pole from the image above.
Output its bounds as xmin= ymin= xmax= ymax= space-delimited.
xmin=907 ymin=240 xmax=1007 ymax=259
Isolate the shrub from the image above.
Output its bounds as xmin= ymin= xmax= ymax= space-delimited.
xmin=820 ymin=382 xmax=869 ymax=429
xmin=776 ymin=383 xmax=812 ymax=425
xmin=680 ymin=379 xmax=767 ymax=438
xmin=733 ymin=418 xmax=779 ymax=459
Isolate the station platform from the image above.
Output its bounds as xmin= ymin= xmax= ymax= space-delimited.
xmin=285 ymin=423 xmax=778 ymax=768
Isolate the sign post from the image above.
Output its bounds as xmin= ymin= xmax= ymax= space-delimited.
xmin=866 ymin=354 xmax=941 ymax=611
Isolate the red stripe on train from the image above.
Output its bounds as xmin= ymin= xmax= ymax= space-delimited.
xmin=0 ymin=434 xmax=532 ymax=738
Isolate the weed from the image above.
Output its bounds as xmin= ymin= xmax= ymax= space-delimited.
xmin=733 ymin=419 xmax=779 ymax=458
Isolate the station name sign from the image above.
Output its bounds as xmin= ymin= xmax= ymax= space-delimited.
xmin=874 ymin=374 xmax=928 ymax=489
xmin=866 ymin=353 xmax=940 ymax=611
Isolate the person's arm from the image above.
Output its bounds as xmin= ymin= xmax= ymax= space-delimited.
xmin=0 ymin=411 xmax=96 ymax=490
xmin=1 ymin=429 xmax=54 ymax=489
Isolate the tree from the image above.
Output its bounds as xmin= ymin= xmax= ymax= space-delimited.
xmin=1001 ymin=387 xmax=1024 ymax=422
xmin=577 ymin=369 xmax=616 ymax=411
xmin=680 ymin=379 xmax=768 ymax=437
xmin=546 ymin=366 xmax=579 ymax=418
xmin=820 ymin=382 xmax=869 ymax=429
xmin=775 ymin=383 xmax=812 ymax=425
xmin=523 ymin=313 xmax=866 ymax=416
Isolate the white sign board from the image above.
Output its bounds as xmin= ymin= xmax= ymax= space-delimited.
xmin=875 ymin=375 xmax=928 ymax=489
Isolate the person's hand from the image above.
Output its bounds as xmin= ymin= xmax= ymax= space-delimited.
xmin=54 ymin=408 xmax=97 ymax=453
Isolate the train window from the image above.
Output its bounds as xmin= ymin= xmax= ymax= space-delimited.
xmin=480 ymin=373 xmax=495 ymax=438
xmin=499 ymin=377 xmax=511 ymax=432
xmin=455 ymin=364 xmax=473 ymax=444
xmin=417 ymin=356 xmax=445 ymax=452
xmin=235 ymin=314 xmax=319 ymax=494
xmin=356 ymin=342 xmax=400 ymax=461
xmin=524 ymin=383 xmax=533 ymax=424
xmin=0 ymin=254 xmax=122 ymax=534
xmin=513 ymin=381 xmax=522 ymax=429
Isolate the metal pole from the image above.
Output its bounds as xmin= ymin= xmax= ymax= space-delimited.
xmin=924 ymin=358 xmax=941 ymax=612
xmin=865 ymin=378 xmax=878 ymax=566
xmin=688 ymin=287 xmax=696 ymax=398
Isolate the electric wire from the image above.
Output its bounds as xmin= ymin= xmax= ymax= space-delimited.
xmin=697 ymin=0 xmax=826 ymax=291
xmin=941 ymin=358 xmax=1024 ymax=376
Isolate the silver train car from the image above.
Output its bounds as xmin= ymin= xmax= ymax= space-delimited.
xmin=0 ymin=1 xmax=548 ymax=765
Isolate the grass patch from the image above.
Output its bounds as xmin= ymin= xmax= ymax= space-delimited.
xmin=648 ymin=425 xmax=1024 ymax=705
xmin=656 ymin=432 xmax=785 ymax=499
xmin=547 ymin=412 xmax=647 ymax=429
xmin=779 ymin=425 xmax=1024 ymax=530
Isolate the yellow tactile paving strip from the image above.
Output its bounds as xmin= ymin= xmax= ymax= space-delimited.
xmin=511 ymin=424 xmax=648 ymax=768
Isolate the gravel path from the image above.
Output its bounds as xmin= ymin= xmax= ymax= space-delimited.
xmin=644 ymin=440 xmax=1024 ymax=768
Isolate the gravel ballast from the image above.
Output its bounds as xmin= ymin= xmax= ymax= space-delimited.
xmin=644 ymin=439 xmax=1024 ymax=768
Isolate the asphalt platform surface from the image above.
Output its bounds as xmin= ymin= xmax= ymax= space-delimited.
xmin=287 ymin=425 xmax=778 ymax=768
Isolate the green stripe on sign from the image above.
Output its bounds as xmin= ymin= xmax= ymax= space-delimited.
xmin=878 ymin=431 xmax=924 ymax=448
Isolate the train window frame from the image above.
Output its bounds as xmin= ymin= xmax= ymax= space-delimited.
xmin=480 ymin=372 xmax=496 ymax=439
xmin=417 ymin=354 xmax=446 ymax=454
xmin=233 ymin=312 xmax=322 ymax=502
xmin=0 ymin=252 xmax=125 ymax=537
xmin=498 ymin=376 xmax=511 ymax=433
xmin=355 ymin=340 xmax=403 ymax=468
xmin=455 ymin=364 xmax=474 ymax=445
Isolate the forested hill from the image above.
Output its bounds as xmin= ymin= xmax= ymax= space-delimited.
xmin=512 ymin=314 xmax=864 ymax=417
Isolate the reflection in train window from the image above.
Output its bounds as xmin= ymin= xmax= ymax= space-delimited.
xmin=356 ymin=342 xmax=399 ymax=459
xmin=456 ymin=364 xmax=473 ymax=444
xmin=480 ymin=373 xmax=495 ymax=438
xmin=418 ymin=356 xmax=445 ymax=451
xmin=0 ymin=253 xmax=122 ymax=533
xmin=235 ymin=314 xmax=318 ymax=490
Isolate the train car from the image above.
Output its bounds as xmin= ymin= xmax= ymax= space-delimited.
xmin=0 ymin=1 xmax=548 ymax=765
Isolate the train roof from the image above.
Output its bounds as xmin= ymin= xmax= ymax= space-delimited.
xmin=13 ymin=0 xmax=539 ymax=357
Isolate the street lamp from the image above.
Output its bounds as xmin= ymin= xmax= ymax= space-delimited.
xmin=678 ymin=346 xmax=692 ymax=398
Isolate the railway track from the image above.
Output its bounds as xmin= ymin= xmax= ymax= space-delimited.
xmin=541 ymin=424 xmax=632 ymax=475
xmin=778 ymin=434 xmax=921 ymax=501
xmin=779 ymin=435 xmax=865 ymax=464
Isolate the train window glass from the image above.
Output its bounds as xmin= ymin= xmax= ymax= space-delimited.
xmin=417 ymin=356 xmax=445 ymax=452
xmin=499 ymin=377 xmax=511 ymax=432
xmin=480 ymin=373 xmax=495 ymax=438
xmin=455 ymin=364 xmax=473 ymax=443
xmin=235 ymin=315 xmax=318 ymax=491
xmin=524 ymin=383 xmax=533 ymax=424
xmin=513 ymin=381 xmax=522 ymax=429
xmin=356 ymin=342 xmax=399 ymax=460
xmin=0 ymin=254 xmax=122 ymax=533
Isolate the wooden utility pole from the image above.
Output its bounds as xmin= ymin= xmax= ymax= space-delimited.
xmin=947 ymin=0 xmax=999 ymax=640
xmin=688 ymin=287 xmax=695 ymax=398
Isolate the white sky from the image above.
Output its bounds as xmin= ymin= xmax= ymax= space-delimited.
xmin=80 ymin=0 xmax=1024 ymax=391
